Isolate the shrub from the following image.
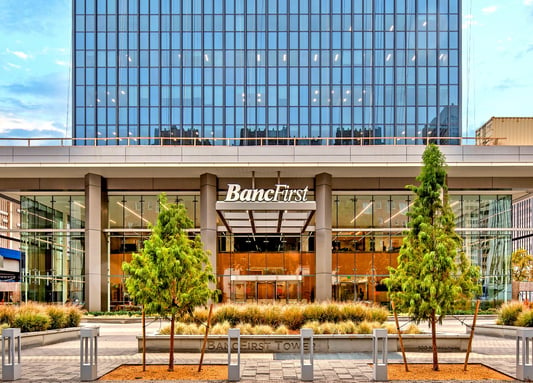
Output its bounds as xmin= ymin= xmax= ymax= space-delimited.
xmin=213 ymin=305 xmax=240 ymax=326
xmin=191 ymin=306 xmax=209 ymax=324
xmin=13 ymin=311 xmax=50 ymax=332
xmin=282 ymin=305 xmax=305 ymax=330
xmin=46 ymin=306 xmax=68 ymax=329
xmin=273 ymin=324 xmax=290 ymax=335
xmin=403 ymin=323 xmax=422 ymax=334
xmin=337 ymin=320 xmax=358 ymax=334
xmin=356 ymin=320 xmax=381 ymax=334
xmin=497 ymin=301 xmax=526 ymax=325
xmin=302 ymin=304 xmax=322 ymax=322
xmin=251 ymin=325 xmax=274 ymax=335
xmin=0 ymin=305 xmax=16 ymax=326
xmin=262 ymin=304 xmax=283 ymax=328
xmin=318 ymin=321 xmax=339 ymax=335
xmin=159 ymin=322 xmax=202 ymax=335
xmin=341 ymin=303 xmax=367 ymax=323
xmin=322 ymin=303 xmax=342 ymax=322
xmin=210 ymin=321 xmax=231 ymax=335
xmin=302 ymin=320 xmax=321 ymax=334
xmin=66 ymin=306 xmax=82 ymax=327
xmin=236 ymin=323 xmax=254 ymax=335
xmin=240 ymin=305 xmax=262 ymax=325
xmin=516 ymin=310 xmax=533 ymax=327
xmin=365 ymin=305 xmax=389 ymax=323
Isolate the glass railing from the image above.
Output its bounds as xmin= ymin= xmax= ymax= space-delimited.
xmin=0 ymin=135 xmax=503 ymax=147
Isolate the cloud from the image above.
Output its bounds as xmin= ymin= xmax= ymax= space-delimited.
xmin=0 ymin=115 xmax=67 ymax=139
xmin=525 ymin=0 xmax=533 ymax=6
xmin=0 ymin=72 xmax=69 ymax=98
xmin=491 ymin=78 xmax=532 ymax=91
xmin=482 ymin=5 xmax=498 ymax=14
xmin=5 ymin=63 xmax=21 ymax=69
xmin=0 ymin=0 xmax=70 ymax=36
xmin=6 ymin=48 xmax=30 ymax=60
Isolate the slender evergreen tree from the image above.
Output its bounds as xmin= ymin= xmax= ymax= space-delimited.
xmin=123 ymin=194 xmax=217 ymax=371
xmin=385 ymin=144 xmax=480 ymax=371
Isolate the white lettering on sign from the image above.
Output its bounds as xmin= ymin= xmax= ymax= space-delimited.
xmin=224 ymin=184 xmax=309 ymax=202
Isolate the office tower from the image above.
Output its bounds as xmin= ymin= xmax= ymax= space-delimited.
xmin=73 ymin=0 xmax=461 ymax=145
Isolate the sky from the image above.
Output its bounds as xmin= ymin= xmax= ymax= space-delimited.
xmin=0 ymin=0 xmax=531 ymax=141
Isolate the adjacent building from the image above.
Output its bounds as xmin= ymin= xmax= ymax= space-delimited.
xmin=0 ymin=195 xmax=21 ymax=303
xmin=476 ymin=117 xmax=533 ymax=146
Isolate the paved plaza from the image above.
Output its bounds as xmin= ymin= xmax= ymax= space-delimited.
xmin=0 ymin=317 xmax=520 ymax=382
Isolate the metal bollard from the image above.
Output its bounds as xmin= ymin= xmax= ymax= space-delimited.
xmin=80 ymin=327 xmax=99 ymax=381
xmin=516 ymin=328 xmax=533 ymax=380
xmin=372 ymin=328 xmax=388 ymax=381
xmin=2 ymin=328 xmax=21 ymax=381
xmin=300 ymin=328 xmax=314 ymax=381
xmin=228 ymin=328 xmax=241 ymax=382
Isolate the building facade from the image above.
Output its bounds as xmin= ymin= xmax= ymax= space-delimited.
xmin=475 ymin=117 xmax=533 ymax=256
xmin=73 ymin=0 xmax=461 ymax=145
xmin=0 ymin=144 xmax=527 ymax=311
xmin=476 ymin=117 xmax=533 ymax=146
xmin=0 ymin=195 xmax=21 ymax=303
xmin=3 ymin=1 xmax=524 ymax=311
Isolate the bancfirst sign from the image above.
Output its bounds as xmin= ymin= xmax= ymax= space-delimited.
xmin=224 ymin=183 xmax=309 ymax=202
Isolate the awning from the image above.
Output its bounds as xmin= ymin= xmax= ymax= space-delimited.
xmin=216 ymin=201 xmax=316 ymax=234
xmin=0 ymin=248 xmax=21 ymax=260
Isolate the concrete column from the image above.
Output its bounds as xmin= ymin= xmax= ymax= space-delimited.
xmin=200 ymin=173 xmax=218 ymax=280
xmin=84 ymin=174 xmax=108 ymax=312
xmin=315 ymin=173 xmax=332 ymax=301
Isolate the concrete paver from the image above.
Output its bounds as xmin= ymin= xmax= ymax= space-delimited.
xmin=0 ymin=317 xmax=520 ymax=382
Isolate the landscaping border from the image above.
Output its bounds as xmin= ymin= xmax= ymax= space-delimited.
xmin=19 ymin=327 xmax=81 ymax=349
xmin=138 ymin=333 xmax=470 ymax=353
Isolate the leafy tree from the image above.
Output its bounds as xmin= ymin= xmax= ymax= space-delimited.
xmin=512 ymin=248 xmax=533 ymax=281
xmin=123 ymin=194 xmax=217 ymax=371
xmin=385 ymin=144 xmax=480 ymax=371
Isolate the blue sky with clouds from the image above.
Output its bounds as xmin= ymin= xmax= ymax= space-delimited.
xmin=0 ymin=0 xmax=531 ymax=140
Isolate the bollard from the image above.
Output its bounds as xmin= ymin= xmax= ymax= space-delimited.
xmin=80 ymin=326 xmax=99 ymax=382
xmin=228 ymin=328 xmax=241 ymax=382
xmin=516 ymin=328 xmax=533 ymax=380
xmin=372 ymin=328 xmax=388 ymax=381
xmin=2 ymin=328 xmax=21 ymax=381
xmin=300 ymin=328 xmax=314 ymax=381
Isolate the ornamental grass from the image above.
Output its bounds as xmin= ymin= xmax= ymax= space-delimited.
xmin=497 ymin=300 xmax=527 ymax=325
xmin=0 ymin=303 xmax=83 ymax=333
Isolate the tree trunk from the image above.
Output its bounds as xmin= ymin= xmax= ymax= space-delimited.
xmin=169 ymin=312 xmax=175 ymax=372
xmin=431 ymin=310 xmax=439 ymax=371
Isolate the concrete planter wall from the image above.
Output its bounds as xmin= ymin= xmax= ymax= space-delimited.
xmin=138 ymin=333 xmax=470 ymax=353
xmin=19 ymin=327 xmax=80 ymax=349
xmin=468 ymin=324 xmax=519 ymax=338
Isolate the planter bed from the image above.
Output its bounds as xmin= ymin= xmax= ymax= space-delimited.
xmin=468 ymin=323 xmax=520 ymax=338
xmin=19 ymin=327 xmax=81 ymax=349
xmin=138 ymin=333 xmax=470 ymax=353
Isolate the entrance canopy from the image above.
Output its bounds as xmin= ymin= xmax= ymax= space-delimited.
xmin=216 ymin=201 xmax=316 ymax=234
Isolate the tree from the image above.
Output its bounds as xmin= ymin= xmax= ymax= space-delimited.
xmin=122 ymin=194 xmax=217 ymax=371
xmin=512 ymin=248 xmax=533 ymax=281
xmin=385 ymin=144 xmax=480 ymax=371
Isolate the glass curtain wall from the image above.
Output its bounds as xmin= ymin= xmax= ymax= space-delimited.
xmin=452 ymin=195 xmax=512 ymax=303
xmin=332 ymin=193 xmax=512 ymax=304
xmin=20 ymin=196 xmax=85 ymax=304
xmin=73 ymin=0 xmax=461 ymax=145
xmin=107 ymin=194 xmax=200 ymax=310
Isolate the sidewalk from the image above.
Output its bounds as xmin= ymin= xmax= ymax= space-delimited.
xmin=0 ymin=318 xmax=519 ymax=382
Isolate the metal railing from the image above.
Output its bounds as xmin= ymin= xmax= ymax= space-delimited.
xmin=0 ymin=136 xmax=505 ymax=147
